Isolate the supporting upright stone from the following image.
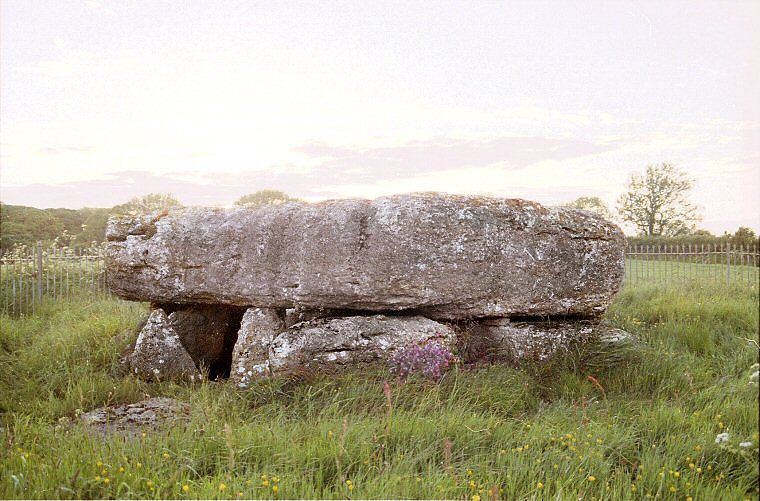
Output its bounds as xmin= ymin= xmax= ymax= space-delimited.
xmin=232 ymin=313 xmax=457 ymax=382
xmin=230 ymin=308 xmax=285 ymax=387
xmin=127 ymin=309 xmax=201 ymax=383
xmin=458 ymin=319 xmax=632 ymax=364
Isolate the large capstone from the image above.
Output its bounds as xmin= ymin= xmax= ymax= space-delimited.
xmin=231 ymin=312 xmax=456 ymax=385
xmin=106 ymin=193 xmax=625 ymax=320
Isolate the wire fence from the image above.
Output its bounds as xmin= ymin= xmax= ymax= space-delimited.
xmin=1 ymin=241 xmax=758 ymax=316
xmin=1 ymin=242 xmax=110 ymax=316
xmin=624 ymin=243 xmax=759 ymax=289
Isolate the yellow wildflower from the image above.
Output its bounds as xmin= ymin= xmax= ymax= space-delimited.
xmin=182 ymin=485 xmax=190 ymax=493
xmin=472 ymin=495 xmax=481 ymax=501
xmin=272 ymin=485 xmax=279 ymax=493
xmin=587 ymin=476 xmax=596 ymax=482
xmin=537 ymin=482 xmax=544 ymax=489
xmin=163 ymin=452 xmax=170 ymax=459
xmin=262 ymin=479 xmax=270 ymax=487
xmin=219 ymin=483 xmax=226 ymax=491
xmin=103 ymin=478 xmax=110 ymax=485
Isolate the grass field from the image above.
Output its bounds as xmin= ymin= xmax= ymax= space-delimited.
xmin=0 ymin=279 xmax=758 ymax=500
xmin=624 ymin=258 xmax=759 ymax=289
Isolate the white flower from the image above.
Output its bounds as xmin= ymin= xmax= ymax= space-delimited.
xmin=739 ymin=441 xmax=753 ymax=448
xmin=715 ymin=432 xmax=730 ymax=444
xmin=750 ymin=371 xmax=759 ymax=381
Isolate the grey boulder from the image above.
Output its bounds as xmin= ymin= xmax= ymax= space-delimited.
xmin=231 ymin=312 xmax=456 ymax=386
xmin=126 ymin=309 xmax=202 ymax=383
xmin=458 ymin=319 xmax=630 ymax=364
xmin=106 ymin=193 xmax=625 ymax=320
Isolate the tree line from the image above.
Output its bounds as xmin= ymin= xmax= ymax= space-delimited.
xmin=0 ymin=191 xmax=296 ymax=253
xmin=2 ymin=164 xmax=757 ymax=253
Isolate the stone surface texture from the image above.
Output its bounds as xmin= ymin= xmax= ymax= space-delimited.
xmin=459 ymin=319 xmax=630 ymax=364
xmin=167 ymin=305 xmax=244 ymax=377
xmin=127 ymin=309 xmax=202 ymax=382
xmin=106 ymin=193 xmax=625 ymax=320
xmin=230 ymin=307 xmax=284 ymax=387
xmin=232 ymin=312 xmax=456 ymax=386
xmin=80 ymin=397 xmax=190 ymax=433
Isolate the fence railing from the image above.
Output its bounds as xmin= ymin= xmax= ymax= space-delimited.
xmin=1 ymin=242 xmax=758 ymax=316
xmin=1 ymin=242 xmax=109 ymax=316
xmin=624 ymin=243 xmax=759 ymax=289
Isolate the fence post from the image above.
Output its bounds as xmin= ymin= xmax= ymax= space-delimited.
xmin=36 ymin=241 xmax=43 ymax=301
xmin=726 ymin=243 xmax=731 ymax=283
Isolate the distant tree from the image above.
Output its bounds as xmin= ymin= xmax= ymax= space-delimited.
xmin=562 ymin=196 xmax=613 ymax=220
xmin=235 ymin=190 xmax=296 ymax=207
xmin=0 ymin=203 xmax=65 ymax=252
xmin=113 ymin=193 xmax=183 ymax=214
xmin=731 ymin=227 xmax=758 ymax=248
xmin=616 ymin=162 xmax=701 ymax=236
xmin=690 ymin=229 xmax=714 ymax=237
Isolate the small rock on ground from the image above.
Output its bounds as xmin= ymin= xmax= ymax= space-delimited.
xmin=80 ymin=397 xmax=190 ymax=434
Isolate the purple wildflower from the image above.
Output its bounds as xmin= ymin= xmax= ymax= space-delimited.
xmin=389 ymin=340 xmax=454 ymax=381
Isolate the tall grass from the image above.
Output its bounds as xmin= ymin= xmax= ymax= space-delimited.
xmin=0 ymin=278 xmax=758 ymax=500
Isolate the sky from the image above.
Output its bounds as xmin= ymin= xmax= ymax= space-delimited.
xmin=1 ymin=0 xmax=758 ymax=235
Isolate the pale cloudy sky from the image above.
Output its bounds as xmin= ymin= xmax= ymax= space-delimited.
xmin=1 ymin=0 xmax=758 ymax=234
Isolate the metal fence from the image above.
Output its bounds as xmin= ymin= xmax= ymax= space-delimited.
xmin=624 ymin=243 xmax=759 ymax=289
xmin=1 ymin=242 xmax=109 ymax=316
xmin=1 ymin=242 xmax=758 ymax=316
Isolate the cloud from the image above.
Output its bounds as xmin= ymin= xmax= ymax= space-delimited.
xmin=0 ymin=134 xmax=615 ymax=208
xmin=293 ymin=136 xmax=617 ymax=182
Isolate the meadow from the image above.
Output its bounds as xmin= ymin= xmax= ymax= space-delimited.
xmin=0 ymin=276 xmax=758 ymax=500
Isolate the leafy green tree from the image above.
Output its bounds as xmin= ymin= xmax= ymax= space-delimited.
xmin=112 ymin=193 xmax=183 ymax=214
xmin=562 ymin=196 xmax=613 ymax=220
xmin=731 ymin=227 xmax=758 ymax=248
xmin=0 ymin=203 xmax=65 ymax=252
xmin=616 ymin=162 xmax=701 ymax=236
xmin=235 ymin=190 xmax=296 ymax=207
